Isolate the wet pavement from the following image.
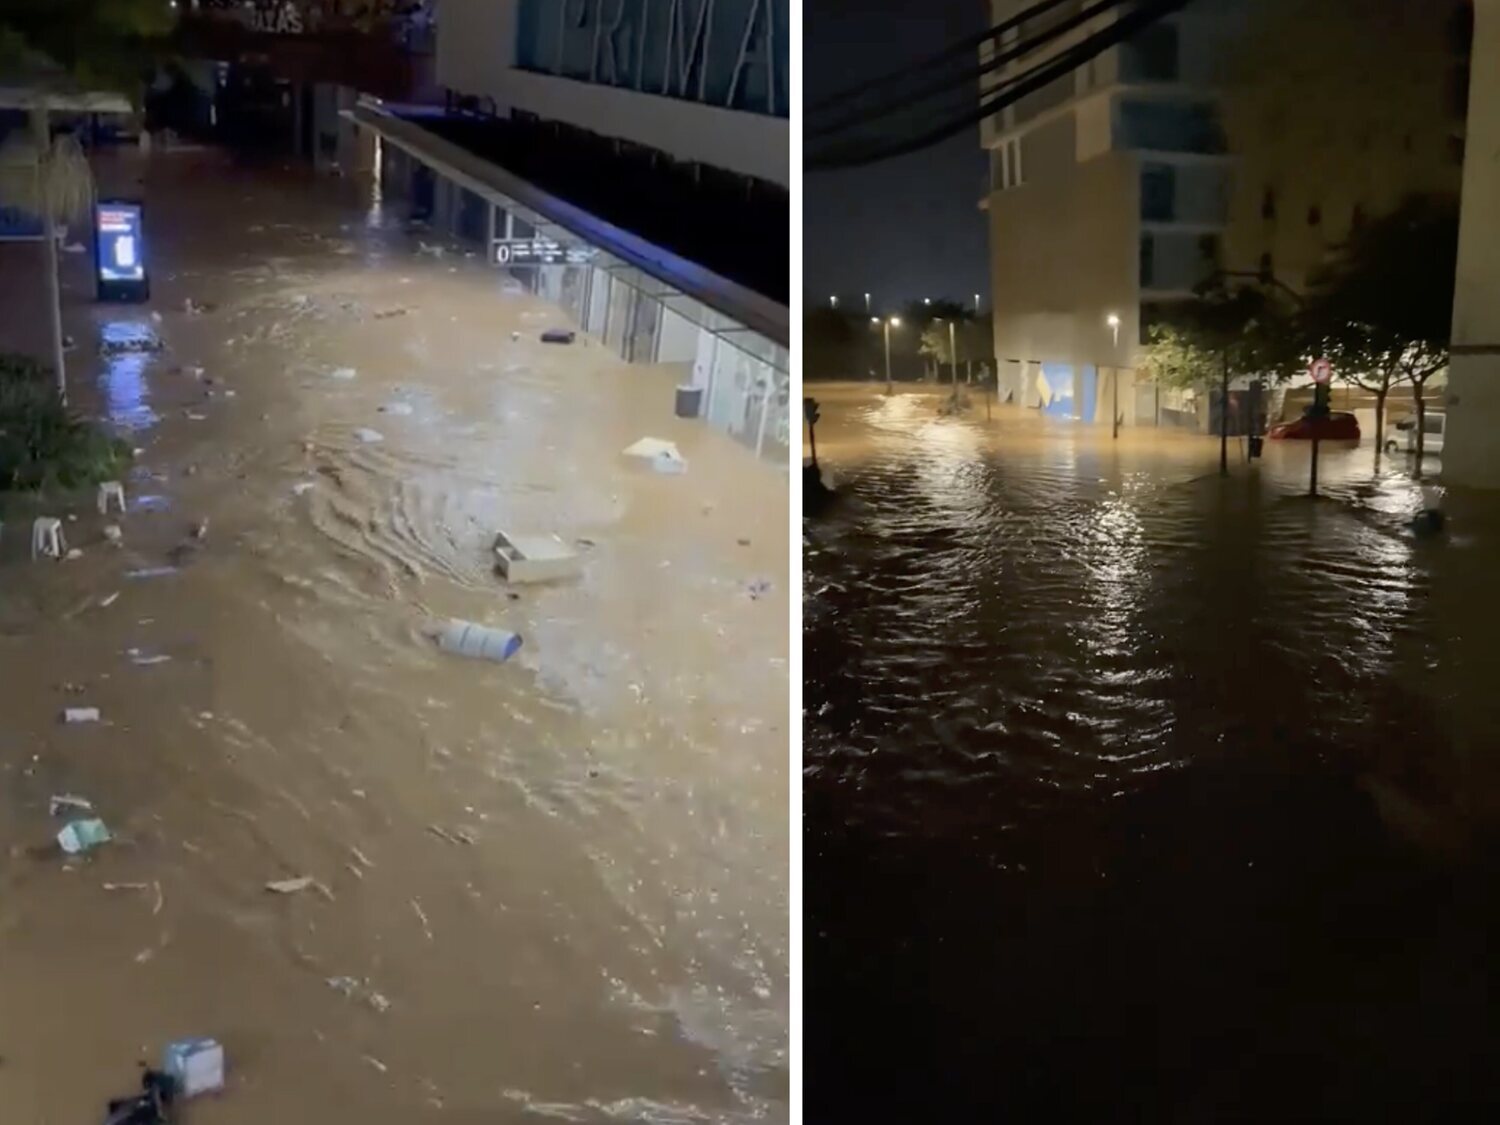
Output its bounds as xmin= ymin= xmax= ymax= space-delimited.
xmin=804 ymin=383 xmax=1500 ymax=1121
xmin=0 ymin=151 xmax=788 ymax=1123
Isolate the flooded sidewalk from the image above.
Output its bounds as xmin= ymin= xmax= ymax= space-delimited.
xmin=0 ymin=153 xmax=788 ymax=1122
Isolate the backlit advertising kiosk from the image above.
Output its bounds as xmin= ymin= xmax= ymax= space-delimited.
xmin=94 ymin=200 xmax=150 ymax=302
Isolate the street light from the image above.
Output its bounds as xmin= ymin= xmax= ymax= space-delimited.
xmin=1106 ymin=313 xmax=1122 ymax=439
xmin=923 ymin=297 xmax=932 ymax=306
xmin=974 ymin=293 xmax=981 ymax=312
xmin=873 ymin=316 xmax=901 ymax=395
xmin=830 ymin=295 xmax=839 ymax=308
xmin=864 ymin=292 xmax=871 ymax=313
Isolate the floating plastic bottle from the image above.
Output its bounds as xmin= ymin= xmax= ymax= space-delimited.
xmin=57 ymin=818 xmax=111 ymax=854
xmin=435 ymin=620 xmax=522 ymax=663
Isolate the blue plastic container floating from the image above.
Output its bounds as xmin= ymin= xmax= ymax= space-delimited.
xmin=436 ymin=619 xmax=523 ymax=663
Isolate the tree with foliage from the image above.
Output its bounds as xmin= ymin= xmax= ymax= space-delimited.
xmin=0 ymin=1 xmax=174 ymax=100
xmin=1299 ymin=194 xmax=1456 ymax=474
xmin=1140 ymin=281 xmax=1303 ymax=475
xmin=0 ymin=3 xmax=174 ymax=401
xmin=805 ymin=306 xmax=876 ymax=382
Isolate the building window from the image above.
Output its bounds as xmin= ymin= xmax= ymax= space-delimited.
xmin=1307 ymin=204 xmax=1322 ymax=226
xmin=1117 ymin=99 xmax=1225 ymax=154
xmin=1121 ymin=22 xmax=1179 ymax=82
xmin=1198 ymin=234 xmax=1221 ymax=270
xmin=1258 ymin=252 xmax=1273 ymax=282
xmin=1140 ymin=234 xmax=1156 ymax=287
xmin=1141 ymin=163 xmax=1175 ymax=221
xmin=1261 ymin=187 xmax=1276 ymax=220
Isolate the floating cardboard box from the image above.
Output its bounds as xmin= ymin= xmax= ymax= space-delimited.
xmin=493 ymin=531 xmax=582 ymax=584
xmin=622 ymin=436 xmax=687 ymax=474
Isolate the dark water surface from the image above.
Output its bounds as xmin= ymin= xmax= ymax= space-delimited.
xmin=804 ymin=385 xmax=1500 ymax=1121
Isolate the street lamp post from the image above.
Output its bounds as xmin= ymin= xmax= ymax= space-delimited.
xmin=864 ymin=292 xmax=871 ymax=314
xmin=1106 ymin=313 xmax=1121 ymax=440
xmin=830 ymin=295 xmax=839 ymax=308
xmin=874 ymin=316 xmax=900 ymax=395
xmin=948 ymin=319 xmax=958 ymax=387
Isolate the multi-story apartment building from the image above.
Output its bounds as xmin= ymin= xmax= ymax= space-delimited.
xmin=982 ymin=0 xmax=1468 ymax=429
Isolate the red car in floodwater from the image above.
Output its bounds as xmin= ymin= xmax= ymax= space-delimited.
xmin=1267 ymin=411 xmax=1361 ymax=441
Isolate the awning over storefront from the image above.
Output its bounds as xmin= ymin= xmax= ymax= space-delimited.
xmin=348 ymin=100 xmax=788 ymax=349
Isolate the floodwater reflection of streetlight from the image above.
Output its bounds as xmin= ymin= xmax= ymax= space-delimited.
xmin=1106 ymin=313 xmax=1122 ymax=438
xmin=873 ymin=315 xmax=901 ymax=395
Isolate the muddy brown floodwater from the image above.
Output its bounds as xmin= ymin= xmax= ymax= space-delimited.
xmin=0 ymin=151 xmax=788 ymax=1123
xmin=805 ymin=383 xmax=1500 ymax=1121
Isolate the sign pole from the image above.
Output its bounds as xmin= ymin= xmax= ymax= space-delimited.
xmin=1308 ymin=358 xmax=1333 ymax=498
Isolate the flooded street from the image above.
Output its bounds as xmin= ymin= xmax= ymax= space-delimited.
xmin=0 ymin=152 xmax=788 ymax=1123
xmin=805 ymin=383 xmax=1500 ymax=1119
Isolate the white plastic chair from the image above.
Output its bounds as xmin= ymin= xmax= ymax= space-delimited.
xmin=32 ymin=517 xmax=64 ymax=560
xmin=98 ymin=481 xmax=126 ymax=515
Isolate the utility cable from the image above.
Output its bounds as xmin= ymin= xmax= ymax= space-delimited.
xmin=807 ymin=0 xmax=1194 ymax=171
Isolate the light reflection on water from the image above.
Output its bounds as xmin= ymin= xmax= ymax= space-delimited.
xmin=95 ymin=320 xmax=161 ymax=431
xmin=804 ymin=384 xmax=1500 ymax=1120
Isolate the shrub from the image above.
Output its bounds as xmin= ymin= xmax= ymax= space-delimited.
xmin=0 ymin=353 xmax=132 ymax=492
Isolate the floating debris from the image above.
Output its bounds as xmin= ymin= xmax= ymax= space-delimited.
xmin=327 ymin=976 xmax=392 ymax=1013
xmin=266 ymin=876 xmax=315 ymax=895
xmin=49 ymin=794 xmax=93 ymax=816
xmin=58 ymin=818 xmax=111 ymax=854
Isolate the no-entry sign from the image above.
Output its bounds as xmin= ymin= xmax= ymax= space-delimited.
xmin=1310 ymin=358 xmax=1333 ymax=384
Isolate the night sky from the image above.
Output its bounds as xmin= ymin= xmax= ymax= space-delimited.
xmin=804 ymin=0 xmax=991 ymax=316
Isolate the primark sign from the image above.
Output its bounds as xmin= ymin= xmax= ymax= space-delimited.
xmin=198 ymin=0 xmax=306 ymax=34
xmin=517 ymin=0 xmax=788 ymax=117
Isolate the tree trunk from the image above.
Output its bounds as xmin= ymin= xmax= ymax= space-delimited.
xmin=1373 ymin=388 xmax=1387 ymax=461
xmin=1412 ymin=379 xmax=1426 ymax=478
xmin=1219 ymin=351 xmax=1230 ymax=477
xmin=33 ymin=106 xmax=66 ymax=405
xmin=44 ymin=215 xmax=65 ymax=405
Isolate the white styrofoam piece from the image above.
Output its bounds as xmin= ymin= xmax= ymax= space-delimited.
xmin=622 ymin=437 xmax=687 ymax=474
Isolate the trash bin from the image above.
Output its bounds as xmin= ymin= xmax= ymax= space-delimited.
xmin=675 ymin=384 xmax=704 ymax=418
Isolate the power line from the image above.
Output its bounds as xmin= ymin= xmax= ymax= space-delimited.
xmin=807 ymin=0 xmax=1131 ymax=142
xmin=807 ymin=0 xmax=1195 ymax=171
xmin=808 ymin=0 xmax=1080 ymax=115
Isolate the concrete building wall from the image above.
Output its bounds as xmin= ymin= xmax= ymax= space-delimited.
xmin=989 ymin=149 xmax=1139 ymax=370
xmin=1218 ymin=0 xmax=1466 ymax=289
xmin=435 ymin=0 xmax=788 ymax=187
xmin=1445 ymin=0 xmax=1500 ymax=487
